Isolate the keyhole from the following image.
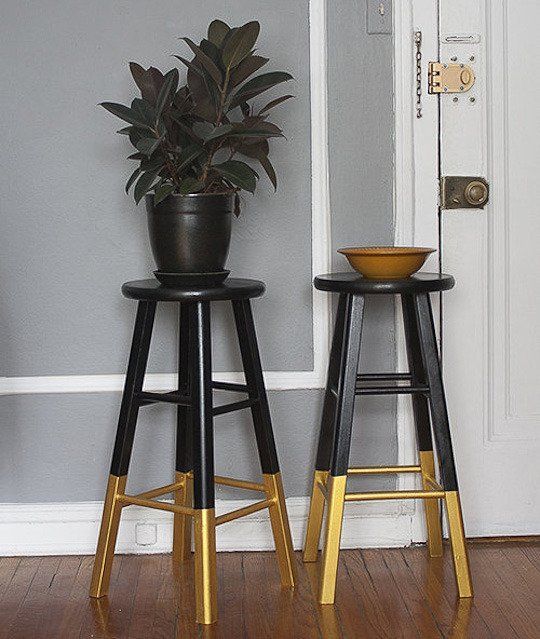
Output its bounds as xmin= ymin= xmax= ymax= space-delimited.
xmin=378 ymin=2 xmax=385 ymax=16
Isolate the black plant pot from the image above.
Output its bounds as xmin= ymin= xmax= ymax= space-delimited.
xmin=146 ymin=193 xmax=234 ymax=281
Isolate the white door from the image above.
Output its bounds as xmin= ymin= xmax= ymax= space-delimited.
xmin=438 ymin=0 xmax=540 ymax=536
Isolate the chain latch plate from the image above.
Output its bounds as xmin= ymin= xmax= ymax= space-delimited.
xmin=428 ymin=62 xmax=476 ymax=94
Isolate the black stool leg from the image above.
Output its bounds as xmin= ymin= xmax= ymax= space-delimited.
xmin=402 ymin=295 xmax=443 ymax=557
xmin=90 ymin=300 xmax=156 ymax=598
xmin=173 ymin=303 xmax=193 ymax=563
xmin=414 ymin=293 xmax=473 ymax=597
xmin=319 ymin=294 xmax=364 ymax=604
xmin=233 ymin=299 xmax=296 ymax=588
xmin=189 ymin=301 xmax=218 ymax=624
xmin=304 ymin=294 xmax=347 ymax=562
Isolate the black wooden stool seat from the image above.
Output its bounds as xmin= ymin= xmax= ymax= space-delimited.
xmin=122 ymin=277 xmax=265 ymax=302
xmin=303 ymin=270 xmax=473 ymax=606
xmin=314 ymin=271 xmax=455 ymax=295
xmin=90 ymin=277 xmax=296 ymax=626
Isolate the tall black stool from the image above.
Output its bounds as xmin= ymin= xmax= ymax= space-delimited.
xmin=90 ymin=278 xmax=296 ymax=625
xmin=303 ymin=272 xmax=472 ymax=604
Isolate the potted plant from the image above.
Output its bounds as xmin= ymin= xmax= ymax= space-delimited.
xmin=100 ymin=19 xmax=293 ymax=285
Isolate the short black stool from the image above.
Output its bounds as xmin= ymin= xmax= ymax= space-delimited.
xmin=90 ymin=278 xmax=296 ymax=625
xmin=303 ymin=272 xmax=473 ymax=604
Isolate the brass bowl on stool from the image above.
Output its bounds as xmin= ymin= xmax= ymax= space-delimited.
xmin=338 ymin=246 xmax=436 ymax=279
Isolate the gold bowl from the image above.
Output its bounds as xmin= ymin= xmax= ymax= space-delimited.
xmin=337 ymin=246 xmax=436 ymax=279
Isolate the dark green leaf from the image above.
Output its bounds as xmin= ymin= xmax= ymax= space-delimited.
xmin=258 ymin=94 xmax=294 ymax=115
xmin=222 ymin=21 xmax=260 ymax=69
xmin=140 ymin=154 xmax=165 ymax=172
xmin=128 ymin=152 xmax=145 ymax=160
xmin=100 ymin=102 xmax=154 ymax=130
xmin=259 ymin=154 xmax=277 ymax=190
xmin=155 ymin=68 xmax=179 ymax=118
xmin=204 ymin=124 xmax=234 ymax=142
xmin=136 ymin=136 xmax=161 ymax=157
xmin=178 ymin=177 xmax=204 ymax=194
xmin=154 ymin=182 xmax=176 ymax=204
xmin=117 ymin=126 xmax=134 ymax=135
xmin=129 ymin=63 xmax=164 ymax=105
xmin=131 ymin=98 xmax=156 ymax=126
xmin=125 ymin=167 xmax=142 ymax=194
xmin=134 ymin=170 xmax=159 ymax=204
xmin=177 ymin=144 xmax=205 ymax=172
xmin=173 ymin=55 xmax=204 ymax=76
xmin=187 ymin=66 xmax=218 ymax=122
xmin=182 ymin=38 xmax=222 ymax=85
xmin=212 ymin=160 xmax=258 ymax=193
xmin=229 ymin=121 xmax=283 ymax=139
xmin=230 ymin=55 xmax=268 ymax=87
xmin=208 ymin=19 xmax=230 ymax=47
xmin=229 ymin=72 xmax=293 ymax=108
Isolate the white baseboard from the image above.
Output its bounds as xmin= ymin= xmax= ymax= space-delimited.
xmin=0 ymin=497 xmax=418 ymax=557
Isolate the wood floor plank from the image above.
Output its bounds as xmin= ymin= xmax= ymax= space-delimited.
xmin=6 ymin=556 xmax=62 ymax=639
xmin=0 ymin=557 xmax=21 ymax=599
xmin=380 ymin=547 xmax=443 ymax=639
xmin=0 ymin=557 xmax=41 ymax=639
xmin=1 ymin=541 xmax=537 ymax=638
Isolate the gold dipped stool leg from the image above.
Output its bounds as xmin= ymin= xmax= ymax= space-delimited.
xmin=90 ymin=474 xmax=127 ymax=598
xmin=318 ymin=475 xmax=347 ymax=604
xmin=419 ymin=451 xmax=443 ymax=557
xmin=445 ymin=491 xmax=473 ymax=597
xmin=173 ymin=471 xmax=193 ymax=562
xmin=264 ymin=472 xmax=296 ymax=588
xmin=194 ymin=508 xmax=218 ymax=625
xmin=303 ymin=470 xmax=328 ymax=562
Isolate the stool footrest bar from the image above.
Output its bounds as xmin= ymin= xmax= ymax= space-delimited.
xmin=355 ymin=385 xmax=429 ymax=395
xmin=357 ymin=373 xmax=413 ymax=381
xmin=344 ymin=490 xmax=445 ymax=501
xmin=213 ymin=399 xmax=258 ymax=416
xmin=215 ymin=498 xmax=275 ymax=526
xmin=117 ymin=494 xmax=195 ymax=516
xmin=134 ymin=480 xmax=186 ymax=500
xmin=212 ymin=381 xmax=249 ymax=393
xmin=136 ymin=391 xmax=191 ymax=406
xmin=422 ymin=474 xmax=443 ymax=491
xmin=348 ymin=465 xmax=421 ymax=475
xmin=214 ymin=476 xmax=265 ymax=492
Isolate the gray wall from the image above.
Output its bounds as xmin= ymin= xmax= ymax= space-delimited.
xmin=0 ymin=1 xmax=395 ymax=503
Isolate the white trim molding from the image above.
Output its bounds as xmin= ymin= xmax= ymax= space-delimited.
xmin=0 ymin=497 xmax=416 ymax=557
xmin=0 ymin=0 xmax=332 ymax=398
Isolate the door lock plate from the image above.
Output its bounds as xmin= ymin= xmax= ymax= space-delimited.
xmin=440 ymin=176 xmax=489 ymax=209
xmin=428 ymin=62 xmax=476 ymax=93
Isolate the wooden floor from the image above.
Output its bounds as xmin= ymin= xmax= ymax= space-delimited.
xmin=0 ymin=541 xmax=538 ymax=638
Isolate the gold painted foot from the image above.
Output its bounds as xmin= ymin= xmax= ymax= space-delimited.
xmin=173 ymin=471 xmax=193 ymax=563
xmin=303 ymin=470 xmax=328 ymax=562
xmin=89 ymin=474 xmax=127 ymax=598
xmin=263 ymin=472 xmax=297 ymax=588
xmin=419 ymin=451 xmax=443 ymax=557
xmin=318 ymin=475 xmax=347 ymax=604
xmin=445 ymin=491 xmax=473 ymax=597
xmin=194 ymin=508 xmax=218 ymax=625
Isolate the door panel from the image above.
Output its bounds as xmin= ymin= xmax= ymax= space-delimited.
xmin=440 ymin=0 xmax=540 ymax=535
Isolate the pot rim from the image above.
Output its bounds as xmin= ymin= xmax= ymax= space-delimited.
xmin=146 ymin=191 xmax=235 ymax=200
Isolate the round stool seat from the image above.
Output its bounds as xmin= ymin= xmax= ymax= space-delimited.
xmin=122 ymin=278 xmax=265 ymax=302
xmin=314 ymin=272 xmax=454 ymax=295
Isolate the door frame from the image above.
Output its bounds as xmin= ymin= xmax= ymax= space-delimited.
xmin=393 ymin=0 xmax=440 ymax=539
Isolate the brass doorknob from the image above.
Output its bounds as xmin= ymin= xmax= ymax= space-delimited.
xmin=464 ymin=180 xmax=488 ymax=206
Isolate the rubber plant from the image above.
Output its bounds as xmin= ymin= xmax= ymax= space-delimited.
xmin=100 ymin=19 xmax=293 ymax=212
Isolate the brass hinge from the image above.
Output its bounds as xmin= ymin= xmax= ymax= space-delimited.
xmin=428 ymin=62 xmax=475 ymax=94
